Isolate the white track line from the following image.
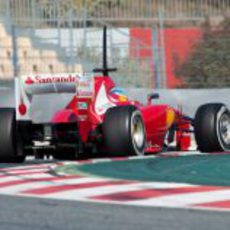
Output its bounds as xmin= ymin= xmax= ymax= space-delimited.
xmin=1 ymin=164 xmax=52 ymax=171
xmin=40 ymin=182 xmax=195 ymax=200
xmin=0 ymin=173 xmax=53 ymax=183
xmin=0 ymin=177 xmax=108 ymax=195
xmin=128 ymin=189 xmax=230 ymax=208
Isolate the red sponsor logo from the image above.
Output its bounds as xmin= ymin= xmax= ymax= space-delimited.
xmin=25 ymin=77 xmax=34 ymax=85
xmin=18 ymin=104 xmax=27 ymax=116
xmin=25 ymin=75 xmax=78 ymax=85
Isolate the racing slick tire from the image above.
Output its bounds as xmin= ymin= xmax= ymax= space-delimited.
xmin=103 ymin=105 xmax=146 ymax=156
xmin=0 ymin=108 xmax=25 ymax=163
xmin=194 ymin=103 xmax=230 ymax=152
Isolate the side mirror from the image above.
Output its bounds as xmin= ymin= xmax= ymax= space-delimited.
xmin=148 ymin=93 xmax=159 ymax=104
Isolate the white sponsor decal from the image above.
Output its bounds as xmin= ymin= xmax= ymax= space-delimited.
xmin=24 ymin=74 xmax=77 ymax=85
xmin=21 ymin=73 xmax=81 ymax=95
xmin=95 ymin=83 xmax=115 ymax=115
xmin=76 ymin=75 xmax=94 ymax=98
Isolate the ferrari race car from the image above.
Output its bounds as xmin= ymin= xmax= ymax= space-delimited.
xmin=0 ymin=71 xmax=229 ymax=163
xmin=0 ymin=29 xmax=229 ymax=163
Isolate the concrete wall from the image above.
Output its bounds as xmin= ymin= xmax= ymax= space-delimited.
xmin=0 ymin=86 xmax=229 ymax=122
xmin=127 ymin=88 xmax=230 ymax=117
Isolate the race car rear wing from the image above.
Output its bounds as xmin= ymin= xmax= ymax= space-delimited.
xmin=15 ymin=73 xmax=93 ymax=121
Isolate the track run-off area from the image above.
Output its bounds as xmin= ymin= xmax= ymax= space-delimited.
xmin=0 ymin=151 xmax=230 ymax=212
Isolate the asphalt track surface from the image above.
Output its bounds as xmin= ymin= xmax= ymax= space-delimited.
xmin=0 ymin=195 xmax=230 ymax=230
xmin=0 ymin=153 xmax=230 ymax=230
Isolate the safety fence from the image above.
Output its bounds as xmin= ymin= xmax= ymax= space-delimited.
xmin=84 ymin=0 xmax=230 ymax=23
xmin=0 ymin=0 xmax=229 ymax=27
xmin=0 ymin=0 xmax=229 ymax=89
xmin=0 ymin=24 xmax=164 ymax=88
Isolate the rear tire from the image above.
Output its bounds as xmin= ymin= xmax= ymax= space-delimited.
xmin=103 ymin=106 xmax=146 ymax=156
xmin=0 ymin=108 xmax=25 ymax=163
xmin=194 ymin=103 xmax=230 ymax=152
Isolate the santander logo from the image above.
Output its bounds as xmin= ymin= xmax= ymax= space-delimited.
xmin=25 ymin=77 xmax=34 ymax=85
xmin=24 ymin=74 xmax=78 ymax=85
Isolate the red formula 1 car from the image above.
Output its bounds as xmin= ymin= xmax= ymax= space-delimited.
xmin=0 ymin=28 xmax=229 ymax=162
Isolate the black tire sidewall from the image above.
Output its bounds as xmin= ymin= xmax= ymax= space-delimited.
xmin=0 ymin=108 xmax=16 ymax=158
xmin=194 ymin=103 xmax=229 ymax=152
xmin=0 ymin=108 xmax=25 ymax=162
xmin=216 ymin=106 xmax=230 ymax=151
xmin=130 ymin=109 xmax=146 ymax=155
xmin=103 ymin=106 xmax=146 ymax=156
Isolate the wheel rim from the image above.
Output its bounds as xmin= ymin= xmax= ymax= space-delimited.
xmin=131 ymin=114 xmax=145 ymax=150
xmin=218 ymin=113 xmax=230 ymax=146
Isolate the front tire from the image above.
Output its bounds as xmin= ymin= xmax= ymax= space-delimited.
xmin=194 ymin=103 xmax=230 ymax=152
xmin=103 ymin=106 xmax=146 ymax=156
